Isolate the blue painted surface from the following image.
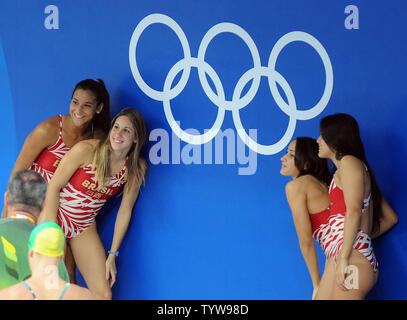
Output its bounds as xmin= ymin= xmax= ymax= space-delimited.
xmin=0 ymin=1 xmax=405 ymax=299
xmin=0 ymin=40 xmax=18 ymax=204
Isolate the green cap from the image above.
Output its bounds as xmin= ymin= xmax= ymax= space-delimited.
xmin=28 ymin=222 xmax=65 ymax=257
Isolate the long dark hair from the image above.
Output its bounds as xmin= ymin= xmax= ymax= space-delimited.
xmin=295 ymin=137 xmax=332 ymax=186
xmin=72 ymin=79 xmax=111 ymax=135
xmin=319 ymin=113 xmax=383 ymax=235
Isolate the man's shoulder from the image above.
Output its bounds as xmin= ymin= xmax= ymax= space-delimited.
xmin=0 ymin=218 xmax=34 ymax=239
xmin=0 ymin=218 xmax=34 ymax=230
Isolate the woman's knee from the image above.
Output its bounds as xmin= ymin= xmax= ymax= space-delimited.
xmin=93 ymin=287 xmax=112 ymax=300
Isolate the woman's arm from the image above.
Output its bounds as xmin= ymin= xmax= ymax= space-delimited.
xmin=1 ymin=118 xmax=58 ymax=218
xmin=105 ymin=179 xmax=141 ymax=287
xmin=371 ymin=197 xmax=398 ymax=239
xmin=38 ymin=141 xmax=91 ymax=223
xmin=285 ymin=180 xmax=321 ymax=292
xmin=336 ymin=156 xmax=365 ymax=290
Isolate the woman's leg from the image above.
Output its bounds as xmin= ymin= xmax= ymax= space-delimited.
xmin=64 ymin=241 xmax=76 ymax=284
xmin=69 ymin=223 xmax=112 ymax=300
xmin=331 ymin=249 xmax=378 ymax=300
xmin=315 ymin=257 xmax=335 ymax=300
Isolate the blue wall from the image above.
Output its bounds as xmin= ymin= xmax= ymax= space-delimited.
xmin=0 ymin=0 xmax=405 ymax=299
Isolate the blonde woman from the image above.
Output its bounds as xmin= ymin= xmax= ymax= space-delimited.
xmin=39 ymin=108 xmax=148 ymax=300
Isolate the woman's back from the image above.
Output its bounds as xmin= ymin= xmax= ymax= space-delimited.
xmin=330 ymin=156 xmax=373 ymax=236
xmin=296 ymin=174 xmax=330 ymax=215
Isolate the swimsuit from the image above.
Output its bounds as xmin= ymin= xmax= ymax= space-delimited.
xmin=57 ymin=163 xmax=127 ymax=239
xmin=22 ymin=281 xmax=70 ymax=300
xmin=309 ymin=176 xmax=378 ymax=273
xmin=31 ymin=115 xmax=70 ymax=182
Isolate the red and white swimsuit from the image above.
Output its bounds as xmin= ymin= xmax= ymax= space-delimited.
xmin=310 ymin=178 xmax=378 ymax=273
xmin=57 ymin=163 xmax=127 ymax=239
xmin=31 ymin=115 xmax=70 ymax=182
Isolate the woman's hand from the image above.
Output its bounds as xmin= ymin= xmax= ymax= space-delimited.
xmin=105 ymin=254 xmax=117 ymax=288
xmin=335 ymin=257 xmax=349 ymax=291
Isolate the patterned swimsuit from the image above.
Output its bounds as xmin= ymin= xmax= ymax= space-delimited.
xmin=310 ymin=177 xmax=378 ymax=273
xmin=31 ymin=115 xmax=70 ymax=182
xmin=57 ymin=163 xmax=127 ymax=239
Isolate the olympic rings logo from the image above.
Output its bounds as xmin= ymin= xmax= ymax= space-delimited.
xmin=129 ymin=14 xmax=333 ymax=155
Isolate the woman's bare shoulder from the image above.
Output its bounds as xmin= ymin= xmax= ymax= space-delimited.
xmin=33 ymin=115 xmax=60 ymax=135
xmin=341 ymin=155 xmax=364 ymax=171
xmin=25 ymin=115 xmax=61 ymax=147
xmin=72 ymin=139 xmax=99 ymax=152
xmin=285 ymin=178 xmax=305 ymax=195
xmin=286 ymin=175 xmax=325 ymax=196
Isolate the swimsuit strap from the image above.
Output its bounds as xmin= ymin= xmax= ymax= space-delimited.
xmin=22 ymin=281 xmax=37 ymax=300
xmin=361 ymin=161 xmax=371 ymax=213
xmin=58 ymin=282 xmax=70 ymax=300
xmin=361 ymin=193 xmax=371 ymax=213
xmin=59 ymin=114 xmax=63 ymax=135
xmin=22 ymin=281 xmax=70 ymax=300
xmin=328 ymin=177 xmax=336 ymax=193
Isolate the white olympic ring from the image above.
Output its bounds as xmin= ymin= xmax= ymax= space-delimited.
xmin=129 ymin=13 xmax=334 ymax=155
xmin=197 ymin=22 xmax=262 ymax=112
xmin=163 ymin=57 xmax=226 ymax=145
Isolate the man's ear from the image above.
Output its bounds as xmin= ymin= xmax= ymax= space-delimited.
xmin=4 ymin=191 xmax=8 ymax=206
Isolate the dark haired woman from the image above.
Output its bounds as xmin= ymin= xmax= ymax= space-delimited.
xmin=1 ymin=79 xmax=112 ymax=283
xmin=281 ymin=137 xmax=332 ymax=299
xmin=316 ymin=113 xmax=398 ymax=299
xmin=39 ymin=108 xmax=148 ymax=299
xmin=2 ymin=79 xmax=111 ymax=208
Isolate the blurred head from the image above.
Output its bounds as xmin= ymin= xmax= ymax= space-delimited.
xmin=70 ymin=79 xmax=111 ymax=134
xmin=27 ymin=222 xmax=65 ymax=270
xmin=5 ymin=170 xmax=47 ymax=218
xmin=28 ymin=222 xmax=65 ymax=258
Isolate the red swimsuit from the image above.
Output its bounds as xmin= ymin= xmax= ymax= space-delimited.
xmin=30 ymin=115 xmax=122 ymax=238
xmin=57 ymin=163 xmax=127 ymax=239
xmin=310 ymin=178 xmax=378 ymax=273
xmin=30 ymin=115 xmax=70 ymax=182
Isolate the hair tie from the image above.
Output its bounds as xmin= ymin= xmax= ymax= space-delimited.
xmin=95 ymin=79 xmax=101 ymax=84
